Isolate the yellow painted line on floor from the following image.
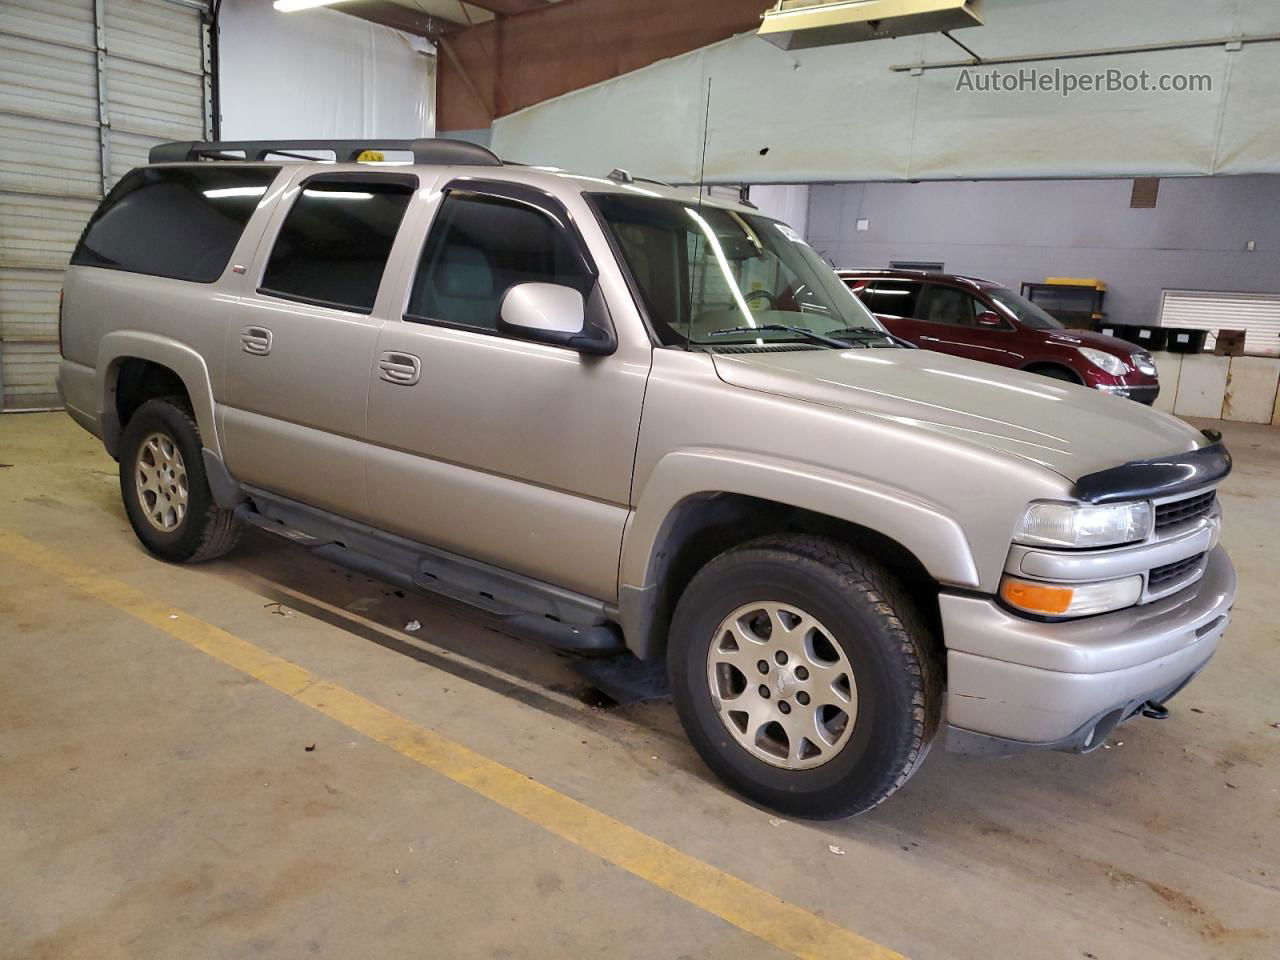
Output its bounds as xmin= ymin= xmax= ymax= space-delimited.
xmin=0 ymin=530 xmax=904 ymax=960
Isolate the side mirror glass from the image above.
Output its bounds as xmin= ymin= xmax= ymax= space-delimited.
xmin=497 ymin=282 xmax=614 ymax=355
xmin=976 ymin=310 xmax=1006 ymax=329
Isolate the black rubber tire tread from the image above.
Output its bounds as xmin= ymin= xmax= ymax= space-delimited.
xmin=119 ymin=396 xmax=241 ymax=563
xmin=668 ymin=533 xmax=942 ymax=819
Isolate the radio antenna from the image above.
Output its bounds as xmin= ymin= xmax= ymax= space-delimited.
xmin=686 ymin=77 xmax=712 ymax=351
xmin=696 ymin=76 xmax=712 ymax=200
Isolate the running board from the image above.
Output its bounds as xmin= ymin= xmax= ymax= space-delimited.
xmin=234 ymin=490 xmax=624 ymax=654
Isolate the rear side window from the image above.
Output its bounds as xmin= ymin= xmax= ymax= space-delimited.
xmin=260 ymin=176 xmax=415 ymax=314
xmin=860 ymin=281 xmax=922 ymax=318
xmin=407 ymin=192 xmax=593 ymax=331
xmin=71 ymin=166 xmax=279 ymax=282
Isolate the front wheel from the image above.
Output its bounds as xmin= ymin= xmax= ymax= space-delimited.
xmin=119 ymin=397 xmax=241 ymax=563
xmin=668 ymin=534 xmax=941 ymax=819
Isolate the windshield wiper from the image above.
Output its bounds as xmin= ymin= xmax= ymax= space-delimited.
xmin=704 ymin=324 xmax=852 ymax=349
xmin=827 ymin=327 xmax=918 ymax=349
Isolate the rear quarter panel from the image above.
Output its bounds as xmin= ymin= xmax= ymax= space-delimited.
xmin=57 ymin=165 xmax=289 ymax=453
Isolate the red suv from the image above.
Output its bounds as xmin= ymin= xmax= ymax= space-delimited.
xmin=839 ymin=270 xmax=1160 ymax=404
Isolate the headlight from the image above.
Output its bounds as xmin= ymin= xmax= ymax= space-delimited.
xmin=1001 ymin=574 xmax=1143 ymax=617
xmin=1133 ymin=352 xmax=1157 ymax=376
xmin=1015 ymin=500 xmax=1153 ymax=548
xmin=1076 ymin=347 xmax=1128 ymax=376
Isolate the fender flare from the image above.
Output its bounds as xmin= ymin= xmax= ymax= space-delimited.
xmin=617 ymin=449 xmax=980 ymax=658
xmin=96 ymin=331 xmax=221 ymax=458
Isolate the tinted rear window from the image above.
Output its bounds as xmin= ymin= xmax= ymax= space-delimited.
xmin=260 ymin=176 xmax=415 ymax=314
xmin=71 ymin=166 xmax=279 ymax=282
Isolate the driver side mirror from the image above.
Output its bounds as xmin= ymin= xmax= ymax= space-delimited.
xmin=976 ymin=310 xmax=1007 ymax=329
xmin=497 ymin=282 xmax=616 ymax=355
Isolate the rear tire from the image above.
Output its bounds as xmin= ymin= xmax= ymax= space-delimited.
xmin=668 ymin=534 xmax=941 ymax=819
xmin=119 ymin=397 xmax=241 ymax=563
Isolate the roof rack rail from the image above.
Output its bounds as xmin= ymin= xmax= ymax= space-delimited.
xmin=608 ymin=168 xmax=677 ymax=189
xmin=147 ymin=138 xmax=502 ymax=167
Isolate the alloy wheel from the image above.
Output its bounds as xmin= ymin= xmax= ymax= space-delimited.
xmin=135 ymin=432 xmax=189 ymax=533
xmin=706 ymin=601 xmax=858 ymax=770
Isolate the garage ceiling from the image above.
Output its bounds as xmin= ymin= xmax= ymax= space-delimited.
xmin=349 ymin=0 xmax=570 ymax=32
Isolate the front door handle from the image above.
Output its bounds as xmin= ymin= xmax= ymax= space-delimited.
xmin=241 ymin=326 xmax=272 ymax=356
xmin=377 ymin=351 xmax=421 ymax=386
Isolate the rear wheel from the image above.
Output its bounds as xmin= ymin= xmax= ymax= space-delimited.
xmin=119 ymin=397 xmax=241 ymax=563
xmin=668 ymin=534 xmax=941 ymax=819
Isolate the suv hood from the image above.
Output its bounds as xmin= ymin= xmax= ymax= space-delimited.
xmin=711 ymin=347 xmax=1203 ymax=482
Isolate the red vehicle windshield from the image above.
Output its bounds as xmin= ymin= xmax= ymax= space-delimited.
xmin=985 ymin=287 xmax=1064 ymax=331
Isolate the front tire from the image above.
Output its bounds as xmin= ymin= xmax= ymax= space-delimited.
xmin=668 ymin=534 xmax=941 ymax=819
xmin=119 ymin=397 xmax=241 ymax=563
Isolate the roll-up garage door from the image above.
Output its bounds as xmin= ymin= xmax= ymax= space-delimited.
xmin=0 ymin=0 xmax=210 ymax=411
xmin=1158 ymin=290 xmax=1280 ymax=358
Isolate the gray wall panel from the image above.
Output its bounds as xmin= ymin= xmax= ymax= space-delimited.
xmin=806 ymin=176 xmax=1280 ymax=326
xmin=492 ymin=0 xmax=1280 ymax=184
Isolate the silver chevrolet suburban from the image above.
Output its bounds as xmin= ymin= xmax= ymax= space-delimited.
xmin=58 ymin=138 xmax=1236 ymax=819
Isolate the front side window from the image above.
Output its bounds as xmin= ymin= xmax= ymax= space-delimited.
xmin=921 ymin=285 xmax=981 ymax=327
xmin=407 ymin=192 xmax=593 ymax=331
xmin=71 ymin=165 xmax=279 ymax=282
xmin=593 ymin=194 xmax=885 ymax=348
xmin=260 ymin=176 xmax=415 ymax=314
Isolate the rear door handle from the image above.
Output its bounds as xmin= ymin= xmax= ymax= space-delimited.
xmin=378 ymin=351 xmax=421 ymax=386
xmin=241 ymin=326 xmax=273 ymax=356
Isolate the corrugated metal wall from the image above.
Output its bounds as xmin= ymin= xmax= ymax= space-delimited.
xmin=0 ymin=0 xmax=209 ymax=411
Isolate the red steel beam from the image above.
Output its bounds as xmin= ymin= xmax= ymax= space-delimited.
xmin=464 ymin=0 xmax=554 ymax=15
xmin=437 ymin=0 xmax=768 ymax=131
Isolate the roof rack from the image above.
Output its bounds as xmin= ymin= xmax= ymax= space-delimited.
xmin=608 ymin=168 xmax=677 ymax=189
xmin=147 ymin=138 xmax=502 ymax=167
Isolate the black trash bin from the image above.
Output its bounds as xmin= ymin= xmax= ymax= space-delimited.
xmin=1129 ymin=326 xmax=1167 ymax=351
xmin=1108 ymin=325 xmax=1167 ymax=351
xmin=1164 ymin=328 xmax=1209 ymax=354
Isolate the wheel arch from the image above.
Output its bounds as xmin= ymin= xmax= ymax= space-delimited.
xmin=96 ymin=332 xmax=220 ymax=459
xmin=1020 ymin=360 xmax=1084 ymax=384
xmin=618 ymin=451 xmax=979 ymax=660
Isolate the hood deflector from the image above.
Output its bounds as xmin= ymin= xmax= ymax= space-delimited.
xmin=1074 ymin=435 xmax=1231 ymax=504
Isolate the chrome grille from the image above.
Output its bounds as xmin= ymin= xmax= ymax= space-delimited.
xmin=1148 ymin=552 xmax=1206 ymax=591
xmin=1154 ymin=491 xmax=1216 ymax=530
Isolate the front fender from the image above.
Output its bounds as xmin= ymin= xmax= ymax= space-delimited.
xmin=620 ymin=447 xmax=980 ymax=591
xmin=96 ymin=331 xmax=221 ymax=458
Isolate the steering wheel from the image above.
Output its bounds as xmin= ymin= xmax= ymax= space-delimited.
xmin=744 ymin=288 xmax=777 ymax=311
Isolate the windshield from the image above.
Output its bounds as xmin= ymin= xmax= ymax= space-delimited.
xmin=987 ymin=287 xmax=1064 ymax=330
xmin=592 ymin=194 xmax=886 ymax=347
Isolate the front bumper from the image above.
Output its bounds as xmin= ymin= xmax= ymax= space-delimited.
xmin=1095 ymin=383 xmax=1159 ymax=405
xmin=942 ymin=546 xmax=1235 ymax=754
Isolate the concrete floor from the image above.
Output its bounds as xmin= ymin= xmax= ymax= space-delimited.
xmin=1 ymin=411 xmax=1277 ymax=960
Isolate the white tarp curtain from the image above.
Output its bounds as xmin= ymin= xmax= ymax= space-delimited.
xmin=491 ymin=0 xmax=1280 ymax=184
xmin=219 ymin=0 xmax=434 ymax=140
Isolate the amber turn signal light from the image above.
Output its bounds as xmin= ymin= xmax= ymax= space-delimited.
xmin=1000 ymin=578 xmax=1074 ymax=615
